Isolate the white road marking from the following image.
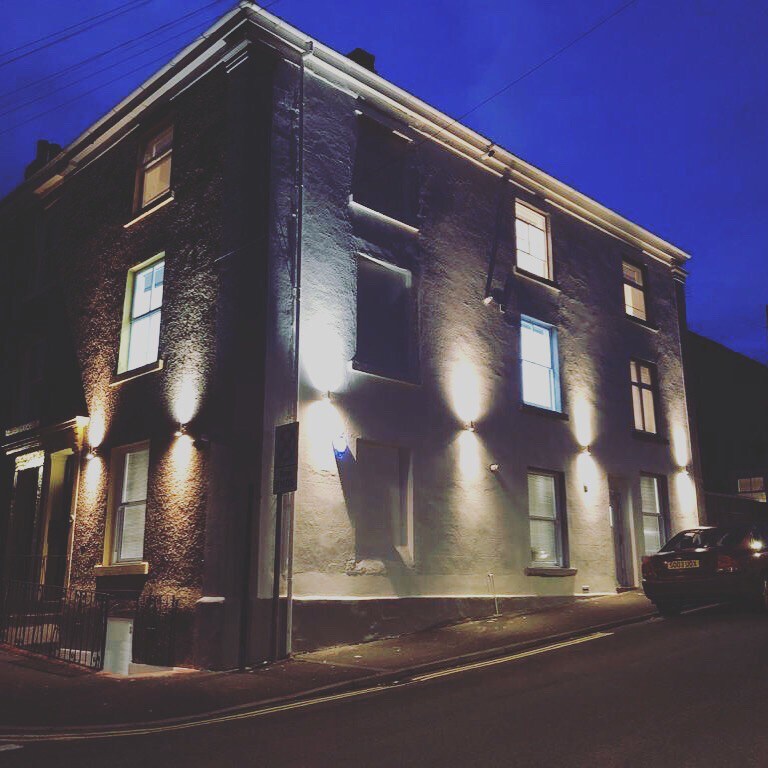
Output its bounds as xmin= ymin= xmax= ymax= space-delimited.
xmin=1 ymin=631 xmax=613 ymax=744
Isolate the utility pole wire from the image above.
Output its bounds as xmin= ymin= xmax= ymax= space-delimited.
xmin=0 ymin=0 xmax=152 ymax=69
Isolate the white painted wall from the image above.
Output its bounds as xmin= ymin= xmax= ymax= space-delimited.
xmin=261 ymin=58 xmax=700 ymax=605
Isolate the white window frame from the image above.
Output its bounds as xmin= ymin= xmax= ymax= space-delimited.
xmin=107 ymin=442 xmax=150 ymax=565
xmin=515 ymin=201 xmax=552 ymax=281
xmin=520 ymin=317 xmax=561 ymax=412
xmin=138 ymin=125 xmax=173 ymax=209
xmin=630 ymin=360 xmax=658 ymax=434
xmin=640 ymin=474 xmax=667 ymax=555
xmin=623 ymin=260 xmax=647 ymax=321
xmin=117 ymin=253 xmax=165 ymax=374
xmin=527 ymin=470 xmax=565 ymax=567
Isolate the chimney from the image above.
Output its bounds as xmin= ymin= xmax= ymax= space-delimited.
xmin=24 ymin=139 xmax=62 ymax=179
xmin=346 ymin=48 xmax=376 ymax=73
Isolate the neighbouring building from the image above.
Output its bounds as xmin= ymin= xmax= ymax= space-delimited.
xmin=685 ymin=332 xmax=768 ymax=524
xmin=0 ymin=4 xmax=701 ymax=669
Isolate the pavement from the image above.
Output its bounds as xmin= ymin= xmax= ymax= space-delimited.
xmin=0 ymin=590 xmax=656 ymax=735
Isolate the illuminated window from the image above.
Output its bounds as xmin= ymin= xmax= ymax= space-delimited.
xmin=738 ymin=477 xmax=766 ymax=502
xmin=528 ymin=471 xmax=565 ymax=567
xmin=110 ymin=444 xmax=150 ymax=563
xmin=515 ymin=202 xmax=551 ymax=280
xmin=138 ymin=125 xmax=173 ymax=209
xmin=623 ymin=261 xmax=647 ymax=321
xmin=521 ymin=317 xmax=561 ymax=411
xmin=640 ymin=474 xmax=667 ymax=554
xmin=630 ymin=360 xmax=657 ymax=434
xmin=352 ymin=116 xmax=415 ymax=225
xmin=118 ymin=255 xmax=164 ymax=373
xmin=355 ymin=255 xmax=412 ymax=381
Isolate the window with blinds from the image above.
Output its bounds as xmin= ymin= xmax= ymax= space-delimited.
xmin=515 ymin=201 xmax=551 ymax=280
xmin=640 ymin=475 xmax=666 ymax=555
xmin=630 ymin=360 xmax=657 ymax=434
xmin=112 ymin=445 xmax=150 ymax=563
xmin=528 ymin=471 xmax=564 ymax=567
xmin=139 ymin=125 xmax=173 ymax=208
xmin=521 ymin=317 xmax=561 ymax=412
xmin=623 ymin=261 xmax=647 ymax=321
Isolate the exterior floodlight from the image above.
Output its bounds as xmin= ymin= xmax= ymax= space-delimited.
xmin=489 ymin=463 xmax=500 ymax=473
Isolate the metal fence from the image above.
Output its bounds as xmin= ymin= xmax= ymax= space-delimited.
xmin=0 ymin=580 xmax=110 ymax=670
xmin=132 ymin=593 xmax=179 ymax=668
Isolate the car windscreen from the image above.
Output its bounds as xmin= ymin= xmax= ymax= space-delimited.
xmin=661 ymin=527 xmax=748 ymax=552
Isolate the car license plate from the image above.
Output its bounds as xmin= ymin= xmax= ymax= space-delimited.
xmin=666 ymin=560 xmax=699 ymax=570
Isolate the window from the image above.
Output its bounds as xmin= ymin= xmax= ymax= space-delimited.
xmin=352 ymin=116 xmax=415 ymax=224
xmin=630 ymin=361 xmax=657 ymax=434
xmin=640 ymin=475 xmax=667 ymax=555
xmin=119 ymin=256 xmax=164 ymax=373
xmin=738 ymin=477 xmax=767 ymax=502
xmin=528 ymin=471 xmax=565 ymax=567
xmin=111 ymin=445 xmax=149 ymax=563
xmin=138 ymin=125 xmax=173 ymax=209
xmin=521 ymin=317 xmax=561 ymax=411
xmin=515 ymin=202 xmax=551 ymax=280
xmin=355 ymin=255 xmax=412 ymax=381
xmin=623 ymin=261 xmax=647 ymax=321
xmin=355 ymin=440 xmax=413 ymax=564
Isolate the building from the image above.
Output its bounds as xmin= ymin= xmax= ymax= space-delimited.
xmin=0 ymin=4 xmax=701 ymax=669
xmin=686 ymin=331 xmax=768 ymax=523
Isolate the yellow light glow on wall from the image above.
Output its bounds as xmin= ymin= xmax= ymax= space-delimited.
xmin=675 ymin=470 xmax=698 ymax=524
xmin=672 ymin=424 xmax=690 ymax=469
xmin=457 ymin=429 xmax=481 ymax=480
xmin=576 ymin=450 xmax=598 ymax=494
xmin=304 ymin=398 xmax=346 ymax=472
xmin=170 ymin=431 xmax=195 ymax=479
xmin=302 ymin=322 xmax=346 ymax=394
xmin=88 ymin=408 xmax=106 ymax=449
xmin=450 ymin=358 xmax=482 ymax=427
xmin=573 ymin=394 xmax=593 ymax=449
xmin=172 ymin=370 xmax=201 ymax=426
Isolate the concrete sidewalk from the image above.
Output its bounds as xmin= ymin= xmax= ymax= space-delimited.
xmin=0 ymin=591 xmax=655 ymax=735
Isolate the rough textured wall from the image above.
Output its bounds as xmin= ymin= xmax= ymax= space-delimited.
xmin=44 ymin=69 xmax=227 ymax=604
xmin=281 ymin=66 xmax=699 ymax=600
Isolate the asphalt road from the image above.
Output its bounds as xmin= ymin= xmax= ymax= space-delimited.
xmin=6 ymin=604 xmax=768 ymax=767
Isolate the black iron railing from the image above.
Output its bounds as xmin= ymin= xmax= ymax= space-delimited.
xmin=0 ymin=580 xmax=110 ymax=670
xmin=132 ymin=593 xmax=179 ymax=667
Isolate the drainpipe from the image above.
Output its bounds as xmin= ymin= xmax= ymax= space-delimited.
xmin=283 ymin=39 xmax=312 ymax=657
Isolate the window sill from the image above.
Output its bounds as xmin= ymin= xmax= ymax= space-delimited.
xmin=525 ymin=567 xmax=577 ymax=577
xmin=512 ymin=266 xmax=561 ymax=292
xmin=110 ymin=359 xmax=164 ymax=387
xmin=521 ymin=403 xmax=569 ymax=421
xmin=350 ymin=360 xmax=420 ymax=387
xmin=124 ymin=191 xmax=174 ymax=229
xmin=94 ymin=562 xmax=149 ymax=577
xmin=348 ymin=196 xmax=419 ymax=236
xmin=631 ymin=429 xmax=669 ymax=445
xmin=625 ymin=314 xmax=659 ymax=333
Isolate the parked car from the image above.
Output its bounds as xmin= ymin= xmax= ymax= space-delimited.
xmin=642 ymin=524 xmax=768 ymax=615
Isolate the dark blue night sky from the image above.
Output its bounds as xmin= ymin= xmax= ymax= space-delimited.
xmin=1 ymin=0 xmax=766 ymax=362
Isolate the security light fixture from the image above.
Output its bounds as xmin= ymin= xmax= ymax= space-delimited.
xmin=489 ymin=463 xmax=500 ymax=473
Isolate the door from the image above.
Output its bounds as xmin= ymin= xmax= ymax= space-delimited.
xmin=42 ymin=453 xmax=75 ymax=587
xmin=609 ymin=485 xmax=632 ymax=588
xmin=6 ymin=466 xmax=42 ymax=582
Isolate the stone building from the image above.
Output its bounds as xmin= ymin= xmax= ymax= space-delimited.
xmin=0 ymin=4 xmax=701 ymax=668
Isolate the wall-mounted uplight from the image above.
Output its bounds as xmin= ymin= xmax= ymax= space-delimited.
xmin=174 ymin=423 xmax=187 ymax=439
xmin=482 ymin=295 xmax=494 ymax=306
xmin=466 ymin=421 xmax=476 ymax=432
xmin=85 ymin=448 xmax=97 ymax=462
xmin=489 ymin=463 xmax=500 ymax=473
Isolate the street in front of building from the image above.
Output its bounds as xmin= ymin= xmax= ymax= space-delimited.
xmin=4 ymin=604 xmax=768 ymax=767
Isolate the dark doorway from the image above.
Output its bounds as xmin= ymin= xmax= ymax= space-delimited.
xmin=42 ymin=453 xmax=74 ymax=587
xmin=609 ymin=483 xmax=633 ymax=588
xmin=6 ymin=465 xmax=42 ymax=582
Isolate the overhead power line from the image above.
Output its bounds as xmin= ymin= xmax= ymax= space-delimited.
xmin=0 ymin=0 xmax=231 ymax=105
xmin=0 ymin=0 xmax=152 ymax=69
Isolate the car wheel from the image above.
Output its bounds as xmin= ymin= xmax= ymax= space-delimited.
xmin=656 ymin=601 xmax=682 ymax=617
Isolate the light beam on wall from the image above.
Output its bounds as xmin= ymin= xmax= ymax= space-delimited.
xmin=672 ymin=424 xmax=690 ymax=469
xmin=173 ymin=370 xmax=201 ymax=426
xmin=457 ymin=429 xmax=481 ymax=480
xmin=573 ymin=394 xmax=593 ymax=449
xmin=305 ymin=398 xmax=347 ymax=471
xmin=450 ymin=358 xmax=482 ymax=428
xmin=302 ymin=323 xmax=346 ymax=394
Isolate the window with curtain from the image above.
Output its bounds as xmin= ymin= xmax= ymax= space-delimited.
xmin=515 ymin=201 xmax=551 ymax=280
xmin=112 ymin=445 xmax=150 ymax=563
xmin=640 ymin=474 xmax=666 ymax=555
xmin=521 ymin=317 xmax=560 ymax=411
xmin=630 ymin=360 xmax=657 ymax=433
xmin=528 ymin=471 xmax=564 ymax=567
xmin=124 ymin=258 xmax=164 ymax=372
xmin=139 ymin=125 xmax=173 ymax=208
xmin=623 ymin=261 xmax=647 ymax=321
